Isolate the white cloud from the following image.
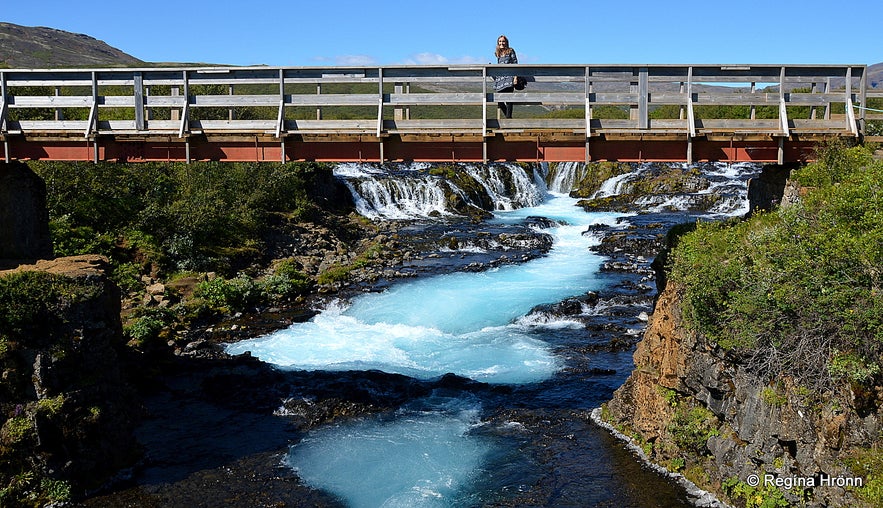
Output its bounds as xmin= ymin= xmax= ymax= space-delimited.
xmin=310 ymin=53 xmax=487 ymax=67
xmin=334 ymin=54 xmax=378 ymax=66
xmin=400 ymin=53 xmax=486 ymax=66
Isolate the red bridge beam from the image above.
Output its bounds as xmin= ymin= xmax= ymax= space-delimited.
xmin=2 ymin=137 xmax=820 ymax=164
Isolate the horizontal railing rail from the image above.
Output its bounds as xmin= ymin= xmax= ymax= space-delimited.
xmin=0 ymin=64 xmax=874 ymax=163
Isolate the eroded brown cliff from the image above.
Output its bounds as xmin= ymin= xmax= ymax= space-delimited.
xmin=604 ymin=281 xmax=882 ymax=507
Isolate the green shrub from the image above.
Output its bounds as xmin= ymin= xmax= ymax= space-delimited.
xmin=668 ymin=404 xmax=719 ymax=455
xmin=35 ymin=395 xmax=65 ymax=416
xmin=125 ymin=316 xmax=166 ymax=344
xmin=194 ymin=274 xmax=264 ymax=313
xmin=124 ymin=307 xmax=177 ymax=345
xmin=0 ymin=271 xmax=100 ymax=341
xmin=317 ymin=264 xmax=353 ymax=286
xmin=40 ymin=478 xmax=71 ymax=503
xmin=722 ymin=477 xmax=790 ymax=508
xmin=2 ymin=416 xmax=34 ymax=443
xmin=667 ymin=144 xmax=883 ymax=390
xmin=829 ymin=351 xmax=881 ymax=384
xmin=32 ymin=161 xmax=335 ymax=276
xmin=845 ymin=447 xmax=883 ymax=505
xmin=263 ymin=260 xmax=311 ymax=302
xmin=761 ymin=387 xmax=787 ymax=407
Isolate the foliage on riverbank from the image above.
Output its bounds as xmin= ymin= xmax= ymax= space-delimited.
xmin=668 ymin=143 xmax=883 ymax=392
xmin=31 ymin=160 xmax=337 ymax=281
xmin=0 ymin=266 xmax=139 ymax=507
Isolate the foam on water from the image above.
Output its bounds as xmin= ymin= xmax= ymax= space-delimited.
xmin=227 ymin=194 xmax=623 ymax=384
xmin=285 ymin=397 xmax=490 ymax=508
xmin=226 ymin=191 xmax=630 ymax=506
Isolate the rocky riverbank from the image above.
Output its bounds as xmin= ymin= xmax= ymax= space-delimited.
xmin=602 ymin=163 xmax=883 ymax=508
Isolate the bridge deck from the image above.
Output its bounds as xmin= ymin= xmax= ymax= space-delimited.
xmin=1 ymin=64 xmax=878 ymax=164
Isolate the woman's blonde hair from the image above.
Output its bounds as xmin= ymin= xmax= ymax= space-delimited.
xmin=495 ymin=35 xmax=514 ymax=58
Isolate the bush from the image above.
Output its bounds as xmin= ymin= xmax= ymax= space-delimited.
xmin=668 ymin=404 xmax=719 ymax=455
xmin=668 ymin=144 xmax=883 ymax=391
xmin=0 ymin=271 xmax=101 ymax=341
xmin=845 ymin=448 xmax=883 ymax=505
xmin=32 ymin=161 xmax=335 ymax=276
xmin=194 ymin=275 xmax=264 ymax=313
xmin=722 ymin=477 xmax=790 ymax=508
xmin=263 ymin=259 xmax=311 ymax=303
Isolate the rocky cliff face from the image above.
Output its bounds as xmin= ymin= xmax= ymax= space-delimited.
xmin=0 ymin=162 xmax=53 ymax=264
xmin=0 ymin=255 xmax=140 ymax=504
xmin=604 ymin=280 xmax=882 ymax=507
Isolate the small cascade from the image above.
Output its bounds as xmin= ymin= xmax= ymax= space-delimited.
xmin=334 ymin=163 xmax=544 ymax=219
xmin=546 ymin=162 xmax=588 ymax=194
xmin=702 ymin=162 xmax=758 ymax=216
xmin=592 ymin=171 xmax=638 ymax=198
xmin=584 ymin=162 xmax=760 ymax=216
xmin=462 ymin=163 xmax=544 ymax=210
xmin=342 ymin=176 xmax=455 ymax=219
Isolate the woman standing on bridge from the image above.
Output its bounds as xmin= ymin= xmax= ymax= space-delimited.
xmin=494 ymin=35 xmax=518 ymax=119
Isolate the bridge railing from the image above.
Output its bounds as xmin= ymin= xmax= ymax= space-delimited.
xmin=0 ymin=64 xmax=873 ymax=162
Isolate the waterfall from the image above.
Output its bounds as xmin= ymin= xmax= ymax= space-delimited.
xmin=546 ymin=162 xmax=587 ymax=194
xmin=342 ymin=176 xmax=455 ymax=219
xmin=461 ymin=163 xmax=544 ymax=210
xmin=335 ymin=163 xmax=544 ymax=219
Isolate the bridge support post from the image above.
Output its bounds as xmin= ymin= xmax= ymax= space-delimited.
xmin=171 ymin=86 xmax=180 ymax=122
xmin=777 ymin=137 xmax=784 ymax=166
xmin=686 ymin=138 xmax=693 ymax=165
xmin=134 ymin=72 xmax=145 ymax=130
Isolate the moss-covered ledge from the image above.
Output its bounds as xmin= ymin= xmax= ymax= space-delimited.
xmin=1 ymin=256 xmax=140 ymax=506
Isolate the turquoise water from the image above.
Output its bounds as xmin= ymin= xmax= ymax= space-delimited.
xmin=284 ymin=397 xmax=490 ymax=508
xmin=226 ymin=194 xmax=623 ymax=385
xmin=224 ymin=194 xmax=627 ymax=506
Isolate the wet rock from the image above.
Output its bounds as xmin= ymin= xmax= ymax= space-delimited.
xmin=528 ymin=292 xmax=600 ymax=318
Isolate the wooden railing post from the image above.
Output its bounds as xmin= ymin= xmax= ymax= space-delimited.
xmin=377 ymin=67 xmax=384 ymax=162
xmin=134 ymin=72 xmax=145 ymax=130
xmin=859 ymin=66 xmax=867 ymax=136
xmin=482 ymin=65 xmax=488 ymax=163
xmin=638 ymin=67 xmax=649 ymax=129
xmin=686 ymin=66 xmax=695 ymax=164
xmin=88 ymin=71 xmax=99 ymax=163
xmin=394 ymin=82 xmax=404 ymax=121
xmin=0 ymin=72 xmax=7 ymax=163
xmin=585 ymin=65 xmax=592 ymax=163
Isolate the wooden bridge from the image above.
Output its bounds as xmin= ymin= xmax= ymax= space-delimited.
xmin=1 ymin=64 xmax=879 ymax=164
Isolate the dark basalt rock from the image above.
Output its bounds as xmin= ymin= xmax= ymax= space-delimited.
xmin=0 ymin=256 xmax=140 ymax=500
xmin=0 ymin=161 xmax=53 ymax=263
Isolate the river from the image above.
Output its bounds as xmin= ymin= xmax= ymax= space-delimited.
xmin=218 ymin=161 xmax=756 ymax=507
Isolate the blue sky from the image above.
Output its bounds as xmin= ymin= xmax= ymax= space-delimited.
xmin=4 ymin=0 xmax=881 ymax=67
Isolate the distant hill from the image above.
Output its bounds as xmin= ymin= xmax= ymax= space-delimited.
xmin=0 ymin=22 xmax=143 ymax=68
xmin=868 ymin=62 xmax=883 ymax=88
